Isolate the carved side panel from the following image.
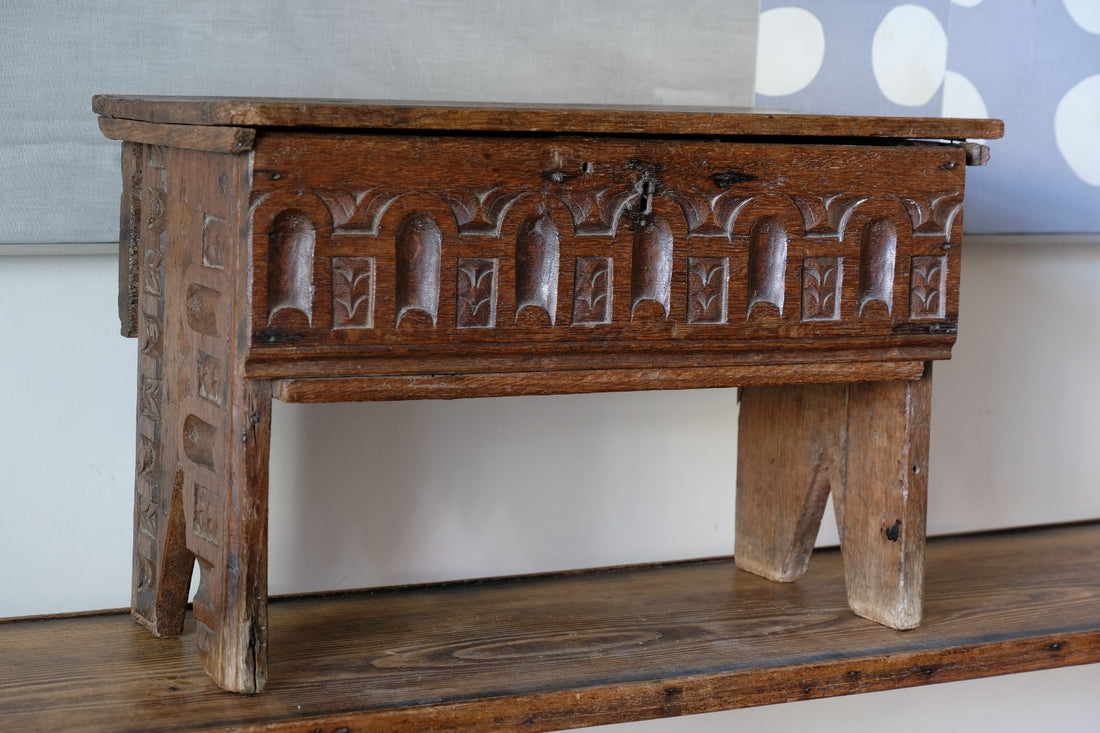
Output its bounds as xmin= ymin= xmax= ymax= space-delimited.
xmin=747 ymin=216 xmax=788 ymax=317
xmin=266 ymin=210 xmax=316 ymax=324
xmin=182 ymin=414 xmax=217 ymax=469
xmin=186 ymin=284 xmax=221 ymax=337
xmin=192 ymin=483 xmax=220 ymax=545
xmin=687 ymin=257 xmax=729 ymax=324
xmin=332 ymin=257 xmax=376 ymax=329
xmin=395 ymin=212 xmax=442 ymax=326
xmin=515 ymin=213 xmax=560 ymax=324
xmin=631 ymin=216 xmax=673 ymax=318
xmin=572 ymin=257 xmax=613 ymax=325
xmin=802 ymin=257 xmax=843 ymax=322
xmin=456 ymin=258 xmax=498 ymax=329
xmin=131 ymin=142 xmax=169 ymax=620
xmin=909 ymin=255 xmax=947 ymax=320
xmin=202 ymin=214 xmax=227 ymax=270
xmin=859 ymin=218 xmax=897 ymax=316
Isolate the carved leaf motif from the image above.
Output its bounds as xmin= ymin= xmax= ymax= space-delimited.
xmin=802 ymin=257 xmax=843 ymax=322
xmin=572 ymin=257 xmax=613 ymax=325
xmin=901 ymin=193 xmax=963 ymax=242
xmin=146 ymin=188 xmax=166 ymax=232
xmin=332 ymin=257 xmax=375 ymax=329
xmin=664 ymin=189 xmax=757 ymax=238
xmin=139 ymin=376 xmax=161 ymax=419
xmin=140 ymin=314 xmax=162 ymax=357
xmin=137 ymin=497 xmax=158 ymax=539
xmin=909 ymin=255 xmax=947 ymax=320
xmin=557 ymin=187 xmax=638 ymax=236
xmin=143 ymin=248 xmax=164 ymax=296
xmin=793 ymin=194 xmax=870 ymax=241
xmin=687 ymin=257 xmax=728 ymax=324
xmin=436 ymin=188 xmax=531 ymax=236
xmin=192 ymin=484 xmax=220 ymax=546
xmin=318 ymin=186 xmax=402 ymax=234
xmin=137 ymin=434 xmax=157 ymax=477
xmin=456 ymin=258 xmax=498 ymax=329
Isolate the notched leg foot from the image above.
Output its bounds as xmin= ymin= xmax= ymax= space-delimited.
xmin=735 ymin=366 xmax=933 ymax=631
xmin=735 ymin=384 xmax=847 ymax=582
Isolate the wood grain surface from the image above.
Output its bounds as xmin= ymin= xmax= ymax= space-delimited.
xmin=241 ymin=131 xmax=966 ymax=381
xmin=99 ymin=118 xmax=256 ymax=154
xmin=99 ymin=97 xmax=998 ymax=695
xmin=92 ymin=95 xmax=1004 ymax=141
xmin=3 ymin=522 xmax=1099 ymax=732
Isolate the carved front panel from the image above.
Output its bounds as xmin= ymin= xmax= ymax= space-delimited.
xmin=246 ymin=134 xmax=965 ymax=374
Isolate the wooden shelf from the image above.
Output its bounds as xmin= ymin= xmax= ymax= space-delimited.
xmin=5 ymin=522 xmax=1100 ymax=732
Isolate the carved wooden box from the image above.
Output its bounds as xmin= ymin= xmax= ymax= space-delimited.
xmin=95 ymin=96 xmax=1001 ymax=693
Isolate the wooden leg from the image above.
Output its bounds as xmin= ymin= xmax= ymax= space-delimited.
xmin=735 ymin=384 xmax=847 ymax=582
xmin=735 ymin=364 xmax=932 ymax=630
xmin=185 ymin=379 xmax=273 ymax=694
xmin=834 ymin=364 xmax=931 ymax=630
xmin=130 ymin=353 xmax=196 ymax=637
xmin=130 ymin=144 xmax=195 ymax=637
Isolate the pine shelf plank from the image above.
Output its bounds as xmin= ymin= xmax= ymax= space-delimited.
xmin=4 ymin=522 xmax=1100 ymax=732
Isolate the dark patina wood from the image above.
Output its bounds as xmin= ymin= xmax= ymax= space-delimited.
xmin=96 ymin=96 xmax=1000 ymax=693
xmin=3 ymin=523 xmax=1099 ymax=732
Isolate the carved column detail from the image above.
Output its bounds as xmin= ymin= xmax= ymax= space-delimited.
xmin=456 ymin=258 xmax=498 ymax=329
xmin=631 ymin=216 xmax=673 ymax=318
xmin=859 ymin=219 xmax=897 ymax=316
xmin=395 ymin=212 xmax=442 ymax=326
xmin=131 ymin=142 xmax=170 ymax=628
xmin=572 ymin=257 xmax=613 ymax=325
xmin=515 ymin=213 xmax=560 ymax=324
xmin=748 ymin=216 xmax=788 ymax=317
xmin=266 ymin=210 xmax=316 ymax=325
xmin=802 ymin=257 xmax=843 ymax=322
xmin=687 ymin=257 xmax=729 ymax=324
xmin=909 ymin=255 xmax=947 ymax=320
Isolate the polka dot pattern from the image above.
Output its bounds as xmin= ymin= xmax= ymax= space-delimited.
xmin=757 ymin=0 xmax=1100 ymax=232
xmin=872 ymin=5 xmax=948 ymax=106
xmin=1055 ymin=74 xmax=1100 ymax=186
xmin=1064 ymin=0 xmax=1100 ymax=35
xmin=942 ymin=70 xmax=988 ymax=119
xmin=756 ymin=7 xmax=825 ymax=96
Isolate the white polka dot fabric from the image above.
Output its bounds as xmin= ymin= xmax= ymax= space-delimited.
xmin=757 ymin=0 xmax=1100 ymax=233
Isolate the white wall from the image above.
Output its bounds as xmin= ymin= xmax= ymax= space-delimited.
xmin=4 ymin=238 xmax=1100 ymax=729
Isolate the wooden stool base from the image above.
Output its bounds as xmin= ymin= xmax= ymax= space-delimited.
xmin=736 ymin=365 xmax=931 ymax=629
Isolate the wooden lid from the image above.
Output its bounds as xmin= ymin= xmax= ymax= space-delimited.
xmin=93 ymin=95 xmax=1003 ymax=140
